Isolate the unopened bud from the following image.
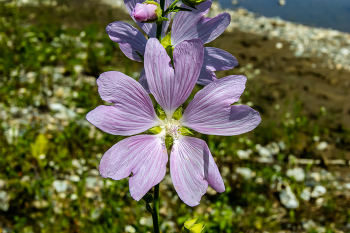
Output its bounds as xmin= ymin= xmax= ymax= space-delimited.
xmin=132 ymin=2 xmax=158 ymax=22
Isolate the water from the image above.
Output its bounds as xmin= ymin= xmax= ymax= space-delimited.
xmin=218 ymin=0 xmax=350 ymax=33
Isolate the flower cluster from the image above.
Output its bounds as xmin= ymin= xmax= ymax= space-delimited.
xmin=86 ymin=0 xmax=261 ymax=207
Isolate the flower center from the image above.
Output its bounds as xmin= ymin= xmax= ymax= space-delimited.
xmin=164 ymin=119 xmax=181 ymax=140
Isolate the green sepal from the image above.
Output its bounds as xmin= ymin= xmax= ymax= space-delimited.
xmin=156 ymin=105 xmax=166 ymax=120
xmin=142 ymin=193 xmax=154 ymax=203
xmin=146 ymin=203 xmax=153 ymax=214
xmin=161 ymin=32 xmax=172 ymax=48
xmin=147 ymin=126 xmax=162 ymax=135
xmin=161 ymin=32 xmax=174 ymax=59
xmin=170 ymin=6 xmax=193 ymax=13
xmin=135 ymin=51 xmax=144 ymax=62
xmin=180 ymin=127 xmax=194 ymax=136
xmin=181 ymin=0 xmax=208 ymax=8
xmin=165 ymin=135 xmax=174 ymax=148
xmin=172 ymin=106 xmax=182 ymax=120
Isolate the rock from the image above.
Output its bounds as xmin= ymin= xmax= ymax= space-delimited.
xmin=0 ymin=191 xmax=10 ymax=211
xmin=259 ymin=147 xmax=272 ymax=157
xmin=316 ymin=141 xmax=328 ymax=151
xmin=278 ymin=0 xmax=286 ymax=6
xmin=32 ymin=199 xmax=49 ymax=209
xmin=300 ymin=188 xmax=311 ymax=201
xmin=311 ymin=185 xmax=326 ymax=198
xmin=286 ymin=167 xmax=305 ymax=181
xmin=70 ymin=175 xmax=80 ymax=182
xmin=237 ymin=149 xmax=250 ymax=159
xmin=236 ymin=167 xmax=255 ymax=180
xmin=279 ymin=185 xmax=299 ymax=209
xmin=125 ymin=225 xmax=136 ymax=233
xmin=52 ymin=180 xmax=68 ymax=193
xmin=276 ymin=42 xmax=283 ymax=49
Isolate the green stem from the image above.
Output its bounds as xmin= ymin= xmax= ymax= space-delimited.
xmin=156 ymin=0 xmax=166 ymax=40
xmin=152 ymin=1 xmax=165 ymax=232
xmin=152 ymin=183 xmax=160 ymax=233
xmin=163 ymin=0 xmax=181 ymax=15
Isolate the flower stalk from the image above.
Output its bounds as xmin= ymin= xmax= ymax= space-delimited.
xmin=153 ymin=1 xmax=165 ymax=231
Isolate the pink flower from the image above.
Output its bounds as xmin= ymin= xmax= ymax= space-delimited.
xmin=86 ymin=39 xmax=261 ymax=206
xmin=132 ymin=3 xmax=158 ymax=22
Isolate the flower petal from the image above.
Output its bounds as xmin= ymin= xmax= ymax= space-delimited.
xmin=106 ymin=21 xmax=147 ymax=61
xmin=171 ymin=1 xmax=211 ymax=46
xmin=124 ymin=0 xmax=172 ymax=38
xmin=197 ymin=48 xmax=238 ymax=85
xmin=139 ymin=68 xmax=151 ymax=94
xmin=171 ymin=1 xmax=230 ymax=45
xmin=99 ymin=135 xmax=168 ymax=201
xmin=196 ymin=12 xmax=231 ymax=44
xmin=181 ymin=75 xmax=261 ymax=135
xmin=144 ymin=38 xmax=204 ymax=118
xmin=170 ymin=136 xmax=224 ymax=206
xmin=203 ymin=47 xmax=238 ymax=72
xmin=86 ymin=71 xmax=159 ymax=136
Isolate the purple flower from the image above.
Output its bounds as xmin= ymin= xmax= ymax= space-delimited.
xmin=106 ymin=0 xmax=237 ymax=89
xmin=132 ymin=3 xmax=158 ymax=22
xmin=87 ymin=39 xmax=261 ymax=206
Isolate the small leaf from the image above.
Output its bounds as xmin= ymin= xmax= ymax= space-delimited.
xmin=184 ymin=218 xmax=198 ymax=229
xmin=189 ymin=223 xmax=205 ymax=233
xmin=142 ymin=193 xmax=154 ymax=203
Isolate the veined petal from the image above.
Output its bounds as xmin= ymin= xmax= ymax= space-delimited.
xmin=181 ymin=75 xmax=261 ymax=135
xmin=99 ymin=135 xmax=168 ymax=201
xmin=203 ymin=47 xmax=238 ymax=72
xmin=106 ymin=21 xmax=147 ymax=61
xmin=86 ymin=71 xmax=159 ymax=136
xmin=124 ymin=0 xmax=172 ymax=38
xmin=139 ymin=68 xmax=151 ymax=94
xmin=197 ymin=47 xmax=238 ymax=85
xmin=196 ymin=12 xmax=231 ymax=44
xmin=144 ymin=38 xmax=203 ymax=118
xmin=171 ymin=1 xmax=211 ymax=46
xmin=170 ymin=136 xmax=224 ymax=206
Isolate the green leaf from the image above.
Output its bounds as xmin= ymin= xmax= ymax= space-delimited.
xmin=172 ymin=106 xmax=182 ymax=120
xmin=184 ymin=218 xmax=198 ymax=229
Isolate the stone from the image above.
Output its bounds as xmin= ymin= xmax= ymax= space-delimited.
xmin=311 ymin=185 xmax=326 ymax=198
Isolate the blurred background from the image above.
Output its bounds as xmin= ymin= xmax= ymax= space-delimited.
xmin=0 ymin=0 xmax=350 ymax=232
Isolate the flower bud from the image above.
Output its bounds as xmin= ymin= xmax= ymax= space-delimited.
xmin=132 ymin=2 xmax=158 ymax=22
